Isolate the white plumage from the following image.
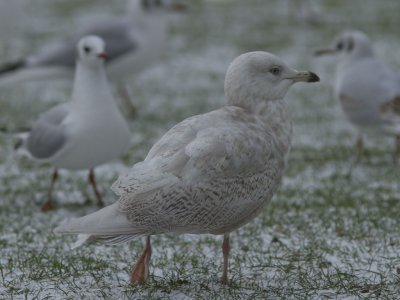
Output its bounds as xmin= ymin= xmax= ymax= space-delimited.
xmin=315 ymin=30 xmax=400 ymax=160
xmin=19 ymin=36 xmax=131 ymax=211
xmin=55 ymin=51 xmax=319 ymax=284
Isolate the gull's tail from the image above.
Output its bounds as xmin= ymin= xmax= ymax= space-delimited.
xmin=0 ymin=59 xmax=26 ymax=75
xmin=54 ymin=203 xmax=147 ymax=248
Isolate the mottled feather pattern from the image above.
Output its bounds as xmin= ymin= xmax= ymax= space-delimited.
xmin=113 ymin=105 xmax=287 ymax=235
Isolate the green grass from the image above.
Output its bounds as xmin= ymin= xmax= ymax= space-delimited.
xmin=1 ymin=0 xmax=400 ymax=299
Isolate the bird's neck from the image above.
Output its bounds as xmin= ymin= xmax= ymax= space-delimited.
xmin=252 ymin=100 xmax=293 ymax=154
xmin=71 ymin=62 xmax=115 ymax=112
xmin=229 ymin=98 xmax=292 ymax=155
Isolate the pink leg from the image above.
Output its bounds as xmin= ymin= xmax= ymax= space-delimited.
xmin=88 ymin=168 xmax=104 ymax=207
xmin=220 ymin=233 xmax=230 ymax=284
xmin=41 ymin=168 xmax=58 ymax=212
xmin=131 ymin=236 xmax=152 ymax=285
xmin=394 ymin=135 xmax=400 ymax=164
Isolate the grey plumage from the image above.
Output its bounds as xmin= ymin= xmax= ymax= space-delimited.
xmin=26 ymin=104 xmax=69 ymax=159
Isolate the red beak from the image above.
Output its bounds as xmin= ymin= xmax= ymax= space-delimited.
xmin=169 ymin=3 xmax=186 ymax=12
xmin=97 ymin=52 xmax=108 ymax=60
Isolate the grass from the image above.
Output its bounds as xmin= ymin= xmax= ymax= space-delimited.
xmin=1 ymin=0 xmax=400 ymax=299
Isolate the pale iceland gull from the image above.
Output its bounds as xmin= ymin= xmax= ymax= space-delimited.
xmin=55 ymin=51 xmax=319 ymax=284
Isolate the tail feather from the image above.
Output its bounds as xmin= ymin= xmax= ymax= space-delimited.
xmin=70 ymin=233 xmax=140 ymax=248
xmin=0 ymin=59 xmax=26 ymax=75
xmin=54 ymin=203 xmax=147 ymax=247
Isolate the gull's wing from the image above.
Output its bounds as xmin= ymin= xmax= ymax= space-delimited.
xmin=339 ymin=59 xmax=400 ymax=128
xmin=30 ymin=19 xmax=137 ymax=68
xmin=26 ymin=103 xmax=70 ymax=159
xmin=113 ymin=107 xmax=280 ymax=195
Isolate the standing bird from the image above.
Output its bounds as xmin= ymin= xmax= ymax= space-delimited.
xmin=315 ymin=30 xmax=400 ymax=162
xmin=18 ymin=36 xmax=131 ymax=211
xmin=0 ymin=0 xmax=185 ymax=116
xmin=55 ymin=51 xmax=319 ymax=284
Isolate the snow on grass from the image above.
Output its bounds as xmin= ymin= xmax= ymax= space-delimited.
xmin=1 ymin=0 xmax=400 ymax=299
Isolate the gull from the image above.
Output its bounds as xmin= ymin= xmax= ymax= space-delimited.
xmin=55 ymin=51 xmax=319 ymax=284
xmin=315 ymin=30 xmax=400 ymax=162
xmin=17 ymin=36 xmax=131 ymax=211
xmin=0 ymin=0 xmax=184 ymax=116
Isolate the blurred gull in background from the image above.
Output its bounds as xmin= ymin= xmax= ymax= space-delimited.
xmin=16 ymin=36 xmax=131 ymax=211
xmin=0 ymin=0 xmax=185 ymax=116
xmin=315 ymin=30 xmax=400 ymax=162
xmin=0 ymin=0 xmax=26 ymax=42
xmin=55 ymin=51 xmax=319 ymax=284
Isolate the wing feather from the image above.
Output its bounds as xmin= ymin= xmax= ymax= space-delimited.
xmin=26 ymin=104 xmax=69 ymax=159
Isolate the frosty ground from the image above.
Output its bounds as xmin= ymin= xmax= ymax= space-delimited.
xmin=1 ymin=0 xmax=400 ymax=299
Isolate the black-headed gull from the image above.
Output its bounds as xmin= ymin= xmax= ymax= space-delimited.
xmin=0 ymin=0 xmax=185 ymax=116
xmin=17 ymin=36 xmax=131 ymax=211
xmin=55 ymin=51 xmax=319 ymax=284
xmin=315 ymin=30 xmax=400 ymax=161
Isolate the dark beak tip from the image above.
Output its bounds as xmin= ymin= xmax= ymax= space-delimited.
xmin=308 ymin=72 xmax=320 ymax=83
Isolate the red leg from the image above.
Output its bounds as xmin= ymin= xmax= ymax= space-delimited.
xmin=41 ymin=168 xmax=58 ymax=212
xmin=131 ymin=236 xmax=152 ymax=285
xmin=353 ymin=134 xmax=364 ymax=163
xmin=220 ymin=233 xmax=230 ymax=284
xmin=88 ymin=168 xmax=104 ymax=207
xmin=118 ymin=84 xmax=136 ymax=118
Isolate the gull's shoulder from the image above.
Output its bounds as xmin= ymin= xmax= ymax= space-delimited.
xmin=146 ymin=106 xmax=263 ymax=159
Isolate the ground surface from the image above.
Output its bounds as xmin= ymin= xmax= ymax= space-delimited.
xmin=1 ymin=0 xmax=400 ymax=299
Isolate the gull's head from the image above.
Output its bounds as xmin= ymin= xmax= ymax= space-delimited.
xmin=77 ymin=36 xmax=107 ymax=67
xmin=315 ymin=30 xmax=374 ymax=60
xmin=128 ymin=0 xmax=185 ymax=17
xmin=225 ymin=51 xmax=319 ymax=108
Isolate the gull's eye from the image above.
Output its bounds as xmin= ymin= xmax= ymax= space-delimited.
xmin=84 ymin=46 xmax=91 ymax=53
xmin=269 ymin=67 xmax=281 ymax=76
xmin=336 ymin=42 xmax=344 ymax=51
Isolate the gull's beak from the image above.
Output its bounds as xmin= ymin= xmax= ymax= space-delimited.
xmin=169 ymin=3 xmax=187 ymax=12
xmin=286 ymin=70 xmax=320 ymax=83
xmin=97 ymin=52 xmax=108 ymax=60
xmin=314 ymin=48 xmax=336 ymax=56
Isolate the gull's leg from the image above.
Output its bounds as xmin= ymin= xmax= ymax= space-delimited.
xmin=353 ymin=134 xmax=364 ymax=163
xmin=117 ymin=84 xmax=136 ymax=119
xmin=131 ymin=236 xmax=152 ymax=285
xmin=41 ymin=168 xmax=58 ymax=212
xmin=88 ymin=168 xmax=104 ymax=207
xmin=220 ymin=233 xmax=230 ymax=284
xmin=394 ymin=135 xmax=400 ymax=164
